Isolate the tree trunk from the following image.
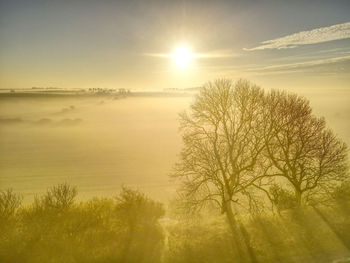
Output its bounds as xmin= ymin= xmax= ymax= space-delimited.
xmin=225 ymin=200 xmax=243 ymax=262
xmin=295 ymin=188 xmax=302 ymax=207
xmin=225 ymin=200 xmax=238 ymax=235
xmin=224 ymin=200 xmax=257 ymax=263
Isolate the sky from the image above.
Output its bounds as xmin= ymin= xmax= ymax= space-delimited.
xmin=0 ymin=0 xmax=350 ymax=91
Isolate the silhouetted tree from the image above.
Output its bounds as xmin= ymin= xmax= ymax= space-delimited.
xmin=263 ymin=91 xmax=348 ymax=206
xmin=173 ymin=79 xmax=266 ymax=262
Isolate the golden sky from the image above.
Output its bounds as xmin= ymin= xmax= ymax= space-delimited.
xmin=0 ymin=0 xmax=350 ymax=91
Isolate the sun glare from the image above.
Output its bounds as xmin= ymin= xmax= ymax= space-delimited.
xmin=172 ymin=46 xmax=192 ymax=68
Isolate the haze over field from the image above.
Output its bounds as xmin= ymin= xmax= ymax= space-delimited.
xmin=0 ymin=95 xmax=193 ymax=201
xmin=0 ymin=90 xmax=349 ymax=202
xmin=1 ymin=1 xmax=350 ymax=263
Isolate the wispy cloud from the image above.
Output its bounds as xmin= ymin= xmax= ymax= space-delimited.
xmin=244 ymin=22 xmax=350 ymax=51
xmin=250 ymin=55 xmax=350 ymax=71
xmin=244 ymin=55 xmax=350 ymax=75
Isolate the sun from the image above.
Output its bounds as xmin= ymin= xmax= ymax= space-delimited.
xmin=172 ymin=46 xmax=193 ymax=68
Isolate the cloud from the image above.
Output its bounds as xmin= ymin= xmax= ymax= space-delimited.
xmin=245 ymin=55 xmax=350 ymax=75
xmin=244 ymin=22 xmax=350 ymax=51
xmin=251 ymin=55 xmax=350 ymax=71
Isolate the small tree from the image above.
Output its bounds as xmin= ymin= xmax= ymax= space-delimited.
xmin=115 ymin=187 xmax=165 ymax=227
xmin=115 ymin=187 xmax=165 ymax=263
xmin=0 ymin=189 xmax=22 ymax=221
xmin=263 ymin=90 xmax=348 ymax=206
xmin=34 ymin=183 xmax=77 ymax=210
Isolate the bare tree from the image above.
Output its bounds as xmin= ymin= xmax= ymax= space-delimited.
xmin=173 ymin=79 xmax=266 ymax=261
xmin=34 ymin=183 xmax=77 ymax=210
xmin=263 ymin=90 xmax=348 ymax=207
xmin=0 ymin=189 xmax=22 ymax=220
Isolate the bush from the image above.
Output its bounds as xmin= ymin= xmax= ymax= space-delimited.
xmin=0 ymin=185 xmax=165 ymax=263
